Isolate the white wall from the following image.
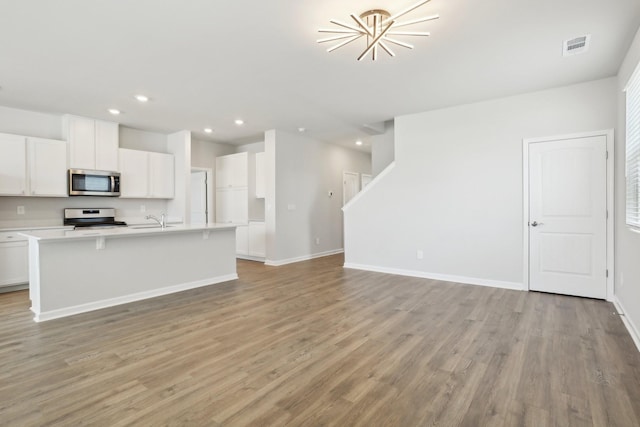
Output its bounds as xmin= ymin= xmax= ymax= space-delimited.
xmin=345 ymin=78 xmax=617 ymax=288
xmin=267 ymin=130 xmax=371 ymax=264
xmin=119 ymin=127 xmax=168 ymax=152
xmin=371 ymin=121 xmax=395 ymax=177
xmin=0 ymin=105 xmax=62 ymax=140
xmin=615 ymin=27 xmax=640 ymax=346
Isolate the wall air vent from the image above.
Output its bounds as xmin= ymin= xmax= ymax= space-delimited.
xmin=563 ymin=35 xmax=591 ymax=57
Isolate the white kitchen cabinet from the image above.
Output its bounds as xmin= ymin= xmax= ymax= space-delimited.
xmin=215 ymin=188 xmax=248 ymax=224
xmin=149 ymin=152 xmax=175 ymax=198
xmin=0 ymin=133 xmax=27 ymax=195
xmin=64 ymin=115 xmax=119 ymax=171
xmin=0 ymin=232 xmax=29 ymax=288
xmin=119 ymin=148 xmax=149 ymax=198
xmin=255 ymin=152 xmax=265 ymax=199
xmin=236 ymin=225 xmax=249 ymax=256
xmin=95 ymin=120 xmax=119 ymax=171
xmin=29 ymin=138 xmax=68 ymax=196
xmin=248 ymin=221 xmax=266 ymax=258
xmin=119 ymin=148 xmax=175 ymax=199
xmin=0 ymin=133 xmax=67 ymax=197
xmin=216 ymin=152 xmax=247 ymax=188
xmin=235 ymin=222 xmax=265 ymax=259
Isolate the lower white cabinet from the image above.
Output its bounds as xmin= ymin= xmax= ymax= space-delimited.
xmin=236 ymin=225 xmax=249 ymax=256
xmin=235 ymin=221 xmax=265 ymax=259
xmin=119 ymin=148 xmax=175 ymax=199
xmin=248 ymin=221 xmax=266 ymax=257
xmin=0 ymin=232 xmax=29 ymax=288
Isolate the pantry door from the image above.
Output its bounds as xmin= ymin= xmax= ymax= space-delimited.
xmin=528 ymin=135 xmax=607 ymax=299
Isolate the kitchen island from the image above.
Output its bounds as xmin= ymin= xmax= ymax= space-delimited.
xmin=21 ymin=224 xmax=237 ymax=322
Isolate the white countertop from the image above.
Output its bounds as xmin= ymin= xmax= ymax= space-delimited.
xmin=0 ymin=225 xmax=73 ymax=232
xmin=20 ymin=223 xmax=237 ymax=242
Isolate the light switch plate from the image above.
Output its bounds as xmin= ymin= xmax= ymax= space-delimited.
xmin=17 ymin=206 xmax=25 ymax=215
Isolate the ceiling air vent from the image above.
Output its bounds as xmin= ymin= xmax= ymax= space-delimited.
xmin=563 ymin=35 xmax=591 ymax=57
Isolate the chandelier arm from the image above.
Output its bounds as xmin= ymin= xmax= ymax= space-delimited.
xmin=382 ymin=37 xmax=414 ymax=49
xmin=386 ymin=31 xmax=431 ymax=36
xmin=391 ymin=15 xmax=439 ymax=28
xmin=319 ymin=28 xmax=362 ymax=34
xmin=318 ymin=33 xmax=363 ymax=43
xmin=383 ymin=0 xmax=432 ymax=24
xmin=379 ymin=41 xmax=396 ymax=57
xmin=350 ymin=14 xmax=375 ymax=37
xmin=329 ymin=19 xmax=368 ymax=34
xmin=357 ymin=21 xmax=395 ymax=61
xmin=327 ymin=34 xmax=364 ymax=53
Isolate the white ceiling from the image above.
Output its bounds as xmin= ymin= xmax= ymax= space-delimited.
xmin=0 ymin=0 xmax=639 ymax=152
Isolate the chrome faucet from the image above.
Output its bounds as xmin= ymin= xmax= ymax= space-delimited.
xmin=146 ymin=213 xmax=166 ymax=229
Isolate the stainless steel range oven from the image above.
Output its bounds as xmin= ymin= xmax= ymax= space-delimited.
xmin=64 ymin=208 xmax=127 ymax=229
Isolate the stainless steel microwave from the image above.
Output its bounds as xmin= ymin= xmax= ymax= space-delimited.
xmin=68 ymin=169 xmax=121 ymax=197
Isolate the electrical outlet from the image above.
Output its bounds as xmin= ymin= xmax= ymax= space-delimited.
xmin=140 ymin=205 xmax=146 ymax=213
xmin=17 ymin=206 xmax=25 ymax=215
xmin=287 ymin=203 xmax=296 ymax=211
xmin=417 ymin=250 xmax=424 ymax=260
xmin=315 ymin=237 xmax=320 ymax=245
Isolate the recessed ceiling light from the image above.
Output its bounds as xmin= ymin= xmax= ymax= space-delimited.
xmin=356 ymin=140 xmax=363 ymax=146
xmin=204 ymin=128 xmax=213 ymax=133
xmin=235 ymin=119 xmax=244 ymax=126
xmin=108 ymin=108 xmax=121 ymax=115
xmin=135 ymin=94 xmax=149 ymax=102
xmin=298 ymin=127 xmax=306 ymax=133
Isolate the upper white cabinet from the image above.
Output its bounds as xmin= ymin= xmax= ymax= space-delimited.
xmin=149 ymin=152 xmax=175 ymax=199
xmin=29 ymin=138 xmax=69 ymax=196
xmin=216 ymin=152 xmax=248 ymax=188
xmin=119 ymin=148 xmax=149 ymax=198
xmin=119 ymin=148 xmax=174 ymax=199
xmin=64 ymin=115 xmax=119 ymax=171
xmin=255 ymin=151 xmax=265 ymax=199
xmin=0 ymin=133 xmax=27 ymax=195
xmin=0 ymin=133 xmax=67 ymax=197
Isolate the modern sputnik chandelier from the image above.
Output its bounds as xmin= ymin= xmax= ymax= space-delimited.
xmin=318 ymin=0 xmax=439 ymax=61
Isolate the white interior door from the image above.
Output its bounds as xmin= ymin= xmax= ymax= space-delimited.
xmin=529 ymin=135 xmax=607 ymax=299
xmin=343 ymin=171 xmax=360 ymax=206
xmin=190 ymin=170 xmax=207 ymax=224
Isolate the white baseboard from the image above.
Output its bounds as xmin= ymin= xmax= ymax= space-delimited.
xmin=33 ymin=274 xmax=239 ymax=322
xmin=613 ymin=297 xmax=640 ymax=353
xmin=265 ymin=249 xmax=344 ymax=267
xmin=237 ymin=254 xmax=266 ymax=262
xmin=343 ymin=262 xmax=524 ymax=291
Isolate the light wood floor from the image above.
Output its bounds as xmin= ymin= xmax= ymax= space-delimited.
xmin=1 ymin=255 xmax=639 ymax=426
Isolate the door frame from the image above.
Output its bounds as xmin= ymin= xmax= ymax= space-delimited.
xmin=522 ymin=129 xmax=615 ymax=300
xmin=343 ymin=171 xmax=360 ymax=206
xmin=190 ymin=167 xmax=214 ymax=224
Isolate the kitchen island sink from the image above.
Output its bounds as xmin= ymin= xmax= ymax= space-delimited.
xmin=21 ymin=224 xmax=237 ymax=322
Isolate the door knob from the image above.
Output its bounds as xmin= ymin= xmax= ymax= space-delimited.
xmin=531 ymin=221 xmax=543 ymax=227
